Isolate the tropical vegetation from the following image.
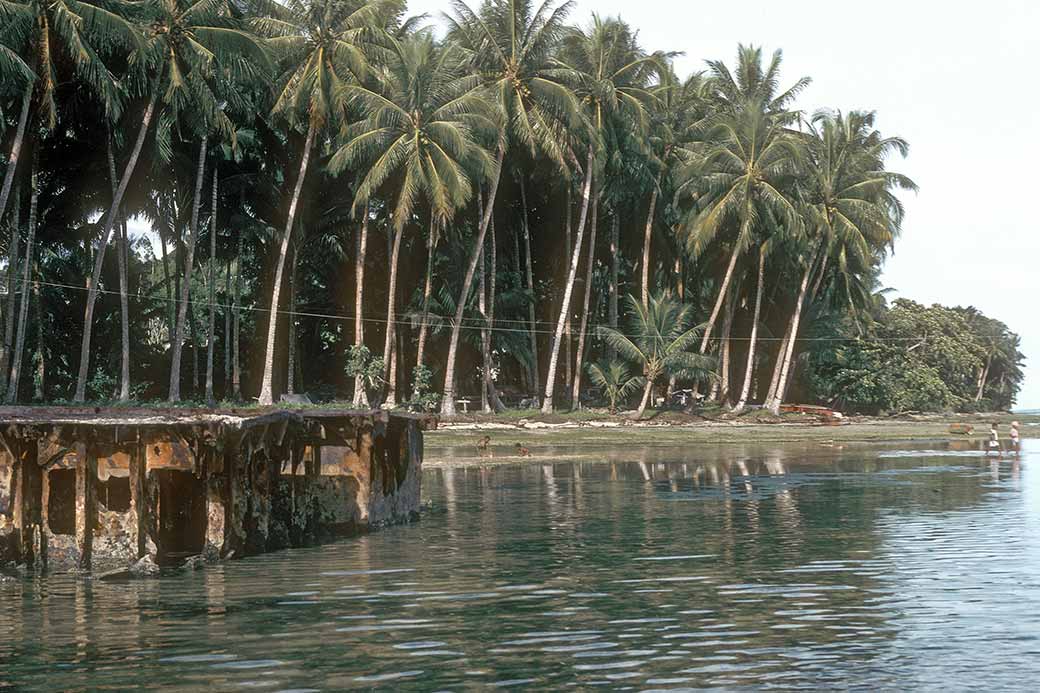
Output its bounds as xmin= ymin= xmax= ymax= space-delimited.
xmin=0 ymin=0 xmax=1024 ymax=415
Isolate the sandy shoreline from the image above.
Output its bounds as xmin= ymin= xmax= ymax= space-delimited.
xmin=425 ymin=414 xmax=1038 ymax=467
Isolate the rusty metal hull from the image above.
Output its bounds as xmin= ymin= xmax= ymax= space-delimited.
xmin=0 ymin=407 xmax=430 ymax=572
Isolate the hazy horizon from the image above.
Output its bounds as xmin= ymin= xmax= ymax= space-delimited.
xmin=406 ymin=0 xmax=1039 ymax=408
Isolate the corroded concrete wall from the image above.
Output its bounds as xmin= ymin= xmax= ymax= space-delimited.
xmin=0 ymin=409 xmax=428 ymax=573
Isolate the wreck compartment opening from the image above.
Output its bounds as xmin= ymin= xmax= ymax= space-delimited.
xmin=47 ymin=469 xmax=76 ymax=536
xmin=153 ymin=469 xmax=207 ymax=564
xmin=99 ymin=476 xmax=131 ymax=513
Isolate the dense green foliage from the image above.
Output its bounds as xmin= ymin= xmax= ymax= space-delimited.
xmin=0 ymin=0 xmax=1025 ymax=413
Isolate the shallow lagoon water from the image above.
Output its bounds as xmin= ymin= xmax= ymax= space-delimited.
xmin=2 ymin=441 xmax=1039 ymax=690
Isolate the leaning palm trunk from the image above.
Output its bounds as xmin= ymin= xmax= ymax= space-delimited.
xmin=205 ymin=166 xmax=218 ymax=403
xmin=635 ymin=377 xmax=654 ymax=420
xmin=541 ymin=149 xmax=595 ymax=414
xmin=641 ymin=177 xmax=661 ymax=308
xmin=698 ymin=242 xmax=741 ymax=354
xmin=767 ymin=245 xmax=820 ymax=414
xmin=74 ymin=86 xmax=160 ymax=402
xmin=571 ymin=195 xmax=599 ymax=408
xmin=352 ymin=207 xmax=370 ymax=408
xmin=564 ymin=188 xmax=573 ymax=394
xmin=7 ymin=152 xmax=38 ymax=403
xmin=258 ymin=120 xmax=317 ymax=406
xmin=415 ymin=221 xmax=436 ymax=371
xmin=976 ymin=352 xmax=993 ymax=403
xmin=519 ymin=176 xmax=539 ymax=401
xmin=1 ymin=185 xmax=22 ymax=392
xmin=765 ymin=319 xmax=793 ymax=407
xmin=440 ymin=143 xmax=506 ymax=416
xmin=382 ymin=225 xmax=403 ymax=407
xmin=709 ymin=287 xmax=737 ymax=403
xmin=478 ymin=232 xmax=489 ymax=413
xmin=486 ymin=212 xmax=504 ymax=412
xmin=106 ymin=130 xmax=131 ymax=401
xmin=734 ymin=250 xmax=766 ymax=413
xmin=0 ymin=88 xmax=31 ymax=227
xmin=168 ymin=140 xmax=208 ymax=402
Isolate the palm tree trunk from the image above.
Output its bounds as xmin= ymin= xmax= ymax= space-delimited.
xmin=564 ymin=188 xmax=573 ymax=396
xmin=765 ymin=320 xmax=792 ymax=407
xmin=0 ymin=88 xmax=31 ymax=226
xmin=976 ymin=352 xmax=993 ymax=403
xmin=6 ymin=151 xmax=38 ymax=403
xmin=734 ymin=249 xmax=766 ymax=414
xmin=117 ymin=220 xmax=130 ymax=401
xmin=487 ymin=210 xmax=504 ymax=412
xmin=352 ymin=206 xmax=370 ymax=408
xmin=74 ymin=85 xmax=159 ymax=402
xmin=383 ymin=224 xmax=402 ymax=408
xmin=106 ymin=129 xmax=131 ymax=402
xmin=286 ymin=243 xmax=298 ymax=396
xmin=571 ymin=194 xmax=598 ymax=408
xmin=698 ymin=243 xmax=741 ymax=354
xmin=541 ymin=149 xmax=595 ymax=414
xmin=258 ymin=120 xmax=316 ymax=406
xmin=608 ymin=213 xmax=619 ymax=363
xmin=159 ymin=203 xmax=175 ymax=340
xmin=441 ymin=142 xmax=506 ymax=416
xmin=478 ymin=216 xmax=490 ymax=414
xmin=205 ymin=165 xmax=218 ymax=404
xmin=415 ymin=220 xmax=435 ymax=371
xmin=232 ymin=233 xmax=242 ymax=399
xmin=224 ymin=257 xmax=231 ymax=396
xmin=1 ymin=183 xmax=21 ymax=392
xmin=768 ymin=245 xmax=820 ymax=414
xmin=710 ymin=286 xmax=737 ymax=404
xmin=168 ymin=140 xmax=207 ymax=402
xmin=32 ymin=263 xmax=43 ymax=401
xmin=635 ymin=377 xmax=654 ymax=420
xmin=641 ymin=178 xmax=660 ymax=308
xmin=519 ymin=176 xmax=539 ymax=401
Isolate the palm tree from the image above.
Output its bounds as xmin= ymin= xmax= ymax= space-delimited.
xmin=587 ymin=358 xmax=643 ymax=413
xmin=254 ymin=0 xmax=398 ymax=405
xmin=677 ymin=45 xmax=809 ymax=366
xmin=329 ymin=34 xmax=497 ymax=405
xmin=598 ymin=293 xmax=712 ymax=419
xmin=439 ymin=0 xmax=583 ymax=416
xmin=556 ymin=14 xmax=658 ymax=409
xmin=0 ymin=0 xmax=130 ymax=223
xmin=74 ymin=0 xmax=266 ymax=401
xmin=764 ymin=109 xmax=915 ymax=413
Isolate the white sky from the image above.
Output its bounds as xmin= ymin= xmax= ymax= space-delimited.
xmin=407 ymin=0 xmax=1040 ymax=409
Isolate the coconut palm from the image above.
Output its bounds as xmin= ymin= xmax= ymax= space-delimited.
xmin=439 ymin=0 xmax=583 ymax=416
xmin=254 ymin=0 xmax=399 ymax=405
xmin=0 ymin=0 xmax=132 ymax=223
xmin=677 ymin=45 xmax=809 ymax=363
xmin=764 ymin=109 xmax=916 ymax=413
xmin=74 ymin=0 xmax=267 ymax=401
xmin=587 ymin=358 xmax=643 ymax=413
xmin=555 ymin=14 xmax=659 ymax=409
xmin=329 ymin=34 xmax=497 ymax=403
xmin=598 ymin=293 xmax=713 ymax=419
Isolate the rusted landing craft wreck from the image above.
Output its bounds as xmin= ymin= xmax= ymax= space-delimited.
xmin=0 ymin=407 xmax=429 ymax=573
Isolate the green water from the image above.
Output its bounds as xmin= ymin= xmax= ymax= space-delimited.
xmin=2 ymin=442 xmax=1038 ymax=690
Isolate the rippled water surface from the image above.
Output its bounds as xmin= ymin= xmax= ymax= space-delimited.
xmin=3 ymin=441 xmax=1040 ymax=690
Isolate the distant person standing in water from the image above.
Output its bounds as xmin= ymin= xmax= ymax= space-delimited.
xmin=1009 ymin=421 xmax=1021 ymax=456
xmin=988 ymin=423 xmax=1004 ymax=456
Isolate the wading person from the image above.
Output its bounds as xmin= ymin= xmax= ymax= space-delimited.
xmin=988 ymin=423 xmax=1004 ymax=457
xmin=1009 ymin=421 xmax=1021 ymax=456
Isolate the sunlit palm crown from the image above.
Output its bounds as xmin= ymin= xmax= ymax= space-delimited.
xmin=329 ymin=35 xmax=498 ymax=229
